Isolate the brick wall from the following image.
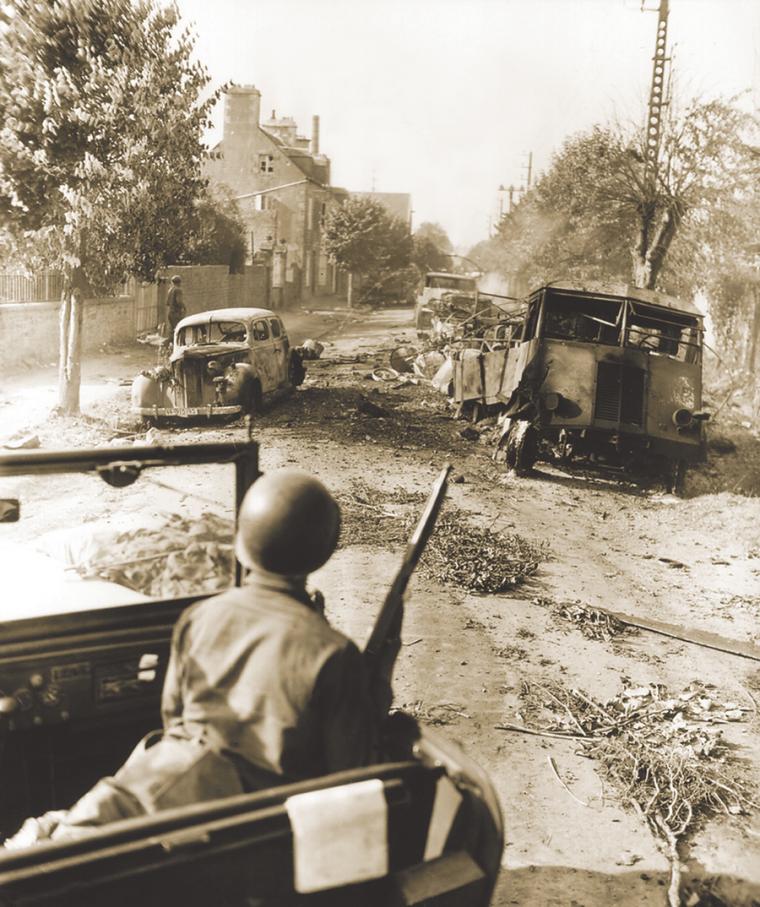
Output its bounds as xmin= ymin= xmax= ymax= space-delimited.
xmin=0 ymin=296 xmax=136 ymax=370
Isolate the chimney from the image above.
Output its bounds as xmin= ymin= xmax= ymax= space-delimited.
xmin=311 ymin=115 xmax=320 ymax=156
xmin=223 ymin=85 xmax=261 ymax=145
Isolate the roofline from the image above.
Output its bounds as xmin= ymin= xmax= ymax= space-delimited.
xmin=535 ymin=284 xmax=701 ymax=317
xmin=235 ymin=176 xmax=330 ymax=202
xmin=176 ymin=307 xmax=276 ymax=328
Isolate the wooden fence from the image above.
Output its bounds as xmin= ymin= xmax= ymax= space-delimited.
xmin=0 ymin=270 xmax=64 ymax=303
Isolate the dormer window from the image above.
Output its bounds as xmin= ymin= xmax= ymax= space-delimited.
xmin=258 ymin=154 xmax=274 ymax=173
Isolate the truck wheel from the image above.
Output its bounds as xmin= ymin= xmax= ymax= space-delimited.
xmin=664 ymin=459 xmax=687 ymax=496
xmin=510 ymin=421 xmax=538 ymax=476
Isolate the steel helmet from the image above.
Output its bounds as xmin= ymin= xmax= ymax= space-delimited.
xmin=236 ymin=470 xmax=341 ymax=575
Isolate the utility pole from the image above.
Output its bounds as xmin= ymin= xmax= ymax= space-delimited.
xmin=643 ymin=0 xmax=670 ymax=178
xmin=520 ymin=151 xmax=534 ymax=193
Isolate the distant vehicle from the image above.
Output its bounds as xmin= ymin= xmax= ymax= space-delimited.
xmin=0 ymin=442 xmax=503 ymax=906
xmin=131 ymin=307 xmax=304 ymax=421
xmin=452 ymin=283 xmax=708 ymax=492
xmin=415 ymin=272 xmax=478 ymax=335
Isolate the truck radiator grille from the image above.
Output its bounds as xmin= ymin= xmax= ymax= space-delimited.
xmin=594 ymin=362 xmax=645 ymax=425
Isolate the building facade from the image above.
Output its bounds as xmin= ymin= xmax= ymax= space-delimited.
xmin=204 ymin=85 xmax=343 ymax=306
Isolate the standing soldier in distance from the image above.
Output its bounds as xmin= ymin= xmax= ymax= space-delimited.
xmin=166 ymin=275 xmax=186 ymax=338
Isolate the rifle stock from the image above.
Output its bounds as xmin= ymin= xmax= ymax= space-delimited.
xmin=364 ymin=464 xmax=451 ymax=668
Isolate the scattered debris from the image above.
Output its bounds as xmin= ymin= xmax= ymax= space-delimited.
xmin=413 ymin=350 xmax=446 ymax=380
xmin=337 ymin=482 xmax=426 ymax=548
xmin=298 ymin=338 xmax=324 ymax=360
xmin=708 ymin=435 xmax=737 ymax=455
xmin=389 ymin=345 xmax=418 ymax=374
xmin=547 ymin=755 xmax=597 ymax=808
xmin=535 ymin=597 xmax=632 ymax=641
xmin=658 ymin=556 xmax=688 ymax=569
xmin=421 ymin=510 xmax=544 ymax=594
xmin=458 ymin=426 xmax=480 ymax=441
xmin=356 ymin=395 xmax=391 ymax=418
xmin=517 ymin=680 xmax=756 ymax=907
xmin=3 ymin=433 xmax=41 ymax=450
xmin=403 ymin=700 xmax=470 ymax=726
xmin=144 ymin=426 xmax=164 ymax=446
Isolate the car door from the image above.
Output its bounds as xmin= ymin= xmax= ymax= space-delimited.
xmin=249 ymin=318 xmax=279 ymax=393
xmin=269 ymin=316 xmax=290 ymax=386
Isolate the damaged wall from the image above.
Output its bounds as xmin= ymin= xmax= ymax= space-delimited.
xmin=0 ymin=296 xmax=137 ymax=370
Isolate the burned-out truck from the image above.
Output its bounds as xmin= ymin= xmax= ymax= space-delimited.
xmin=452 ymin=283 xmax=708 ymax=492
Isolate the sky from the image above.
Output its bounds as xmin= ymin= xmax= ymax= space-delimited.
xmin=175 ymin=0 xmax=759 ymax=251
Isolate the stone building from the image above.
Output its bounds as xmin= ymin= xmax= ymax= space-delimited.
xmin=204 ymin=85 xmax=343 ymax=306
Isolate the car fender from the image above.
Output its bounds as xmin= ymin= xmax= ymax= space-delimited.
xmin=131 ymin=374 xmax=169 ymax=409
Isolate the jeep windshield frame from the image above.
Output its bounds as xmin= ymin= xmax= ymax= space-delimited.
xmin=0 ymin=442 xmax=260 ymax=619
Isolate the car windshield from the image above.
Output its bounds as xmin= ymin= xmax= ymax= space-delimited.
xmin=0 ymin=461 xmax=236 ymax=620
xmin=178 ymin=321 xmax=247 ymax=345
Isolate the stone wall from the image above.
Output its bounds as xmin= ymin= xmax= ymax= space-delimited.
xmin=0 ymin=296 xmax=136 ymax=370
xmin=155 ymin=264 xmax=270 ymax=318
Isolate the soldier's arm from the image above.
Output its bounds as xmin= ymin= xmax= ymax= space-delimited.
xmin=160 ymin=609 xmax=193 ymax=727
xmin=312 ymin=641 xmax=388 ymax=772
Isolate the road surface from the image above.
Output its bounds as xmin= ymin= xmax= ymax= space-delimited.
xmin=2 ymin=305 xmax=759 ymax=906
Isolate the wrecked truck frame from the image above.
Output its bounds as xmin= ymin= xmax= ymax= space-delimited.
xmin=452 ymin=284 xmax=708 ymax=492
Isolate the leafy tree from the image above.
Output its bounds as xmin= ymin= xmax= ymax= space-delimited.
xmin=476 ymin=98 xmax=756 ymax=293
xmin=324 ymin=196 xmax=412 ymax=306
xmin=411 ymin=221 xmax=453 ymax=274
xmin=186 ymin=187 xmax=248 ymax=273
xmin=0 ymin=0 xmax=216 ymax=412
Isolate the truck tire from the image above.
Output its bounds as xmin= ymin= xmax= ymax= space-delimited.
xmin=509 ymin=421 xmax=538 ymax=476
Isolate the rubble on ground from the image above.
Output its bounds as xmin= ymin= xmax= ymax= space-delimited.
xmin=338 ymin=484 xmax=544 ymax=593
xmin=518 ymin=680 xmax=756 ymax=907
xmin=534 ymin=596 xmax=632 ymax=641
xmin=421 ymin=509 xmax=544 ymax=594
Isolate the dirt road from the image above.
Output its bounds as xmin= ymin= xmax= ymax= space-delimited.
xmin=2 ymin=305 xmax=759 ymax=905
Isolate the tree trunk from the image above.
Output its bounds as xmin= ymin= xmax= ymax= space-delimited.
xmin=747 ymin=286 xmax=760 ymax=376
xmin=347 ymin=271 xmax=354 ymax=308
xmin=631 ymin=205 xmax=681 ymax=290
xmin=57 ymin=273 xmax=84 ymax=415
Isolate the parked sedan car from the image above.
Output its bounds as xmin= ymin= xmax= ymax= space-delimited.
xmin=131 ymin=307 xmax=305 ymax=420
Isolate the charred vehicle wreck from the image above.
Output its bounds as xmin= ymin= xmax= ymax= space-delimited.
xmin=131 ymin=308 xmax=306 ymax=422
xmin=0 ymin=442 xmax=502 ymax=907
xmin=452 ymin=284 xmax=708 ymax=492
